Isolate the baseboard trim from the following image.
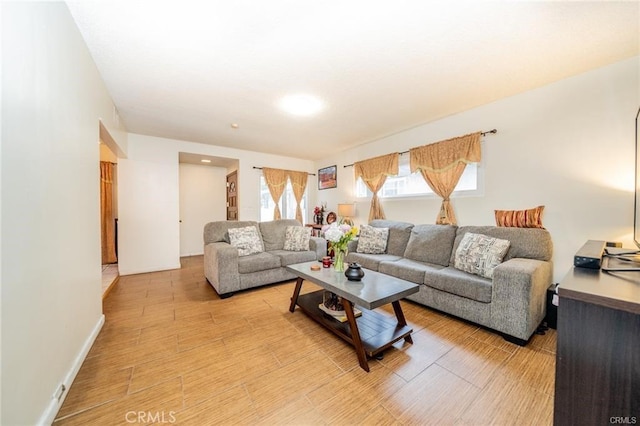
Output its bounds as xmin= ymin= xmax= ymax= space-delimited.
xmin=37 ymin=314 xmax=105 ymax=425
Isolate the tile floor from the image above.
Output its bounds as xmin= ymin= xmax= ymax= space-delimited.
xmin=57 ymin=255 xmax=556 ymax=425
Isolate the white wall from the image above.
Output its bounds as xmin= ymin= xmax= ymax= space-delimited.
xmin=315 ymin=57 xmax=639 ymax=282
xmin=1 ymin=3 xmax=127 ymax=424
xmin=118 ymin=133 xmax=314 ymax=275
xmin=179 ymin=163 xmax=227 ymax=256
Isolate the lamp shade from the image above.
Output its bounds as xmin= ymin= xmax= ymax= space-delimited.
xmin=337 ymin=203 xmax=355 ymax=218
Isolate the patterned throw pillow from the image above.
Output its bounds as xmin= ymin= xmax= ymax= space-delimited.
xmin=356 ymin=225 xmax=389 ymax=254
xmin=228 ymin=226 xmax=264 ymax=256
xmin=284 ymin=226 xmax=311 ymax=251
xmin=454 ymin=232 xmax=510 ymax=279
xmin=495 ymin=205 xmax=545 ymax=228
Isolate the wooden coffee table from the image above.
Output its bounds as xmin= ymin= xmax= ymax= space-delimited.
xmin=286 ymin=261 xmax=419 ymax=372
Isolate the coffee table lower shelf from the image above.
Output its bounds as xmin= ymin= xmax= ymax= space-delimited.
xmin=295 ymin=290 xmax=413 ymax=359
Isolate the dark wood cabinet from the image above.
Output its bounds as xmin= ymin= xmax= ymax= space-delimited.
xmin=554 ymin=264 xmax=640 ymax=425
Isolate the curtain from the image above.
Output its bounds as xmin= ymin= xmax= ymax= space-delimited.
xmin=287 ymin=170 xmax=308 ymax=223
xmin=100 ymin=161 xmax=117 ymax=264
xmin=354 ymin=153 xmax=399 ymax=222
xmin=410 ymin=132 xmax=481 ymax=225
xmin=262 ymin=167 xmax=288 ymax=220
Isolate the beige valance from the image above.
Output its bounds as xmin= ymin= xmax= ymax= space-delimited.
xmin=409 ymin=132 xmax=481 ymax=173
xmin=354 ymin=152 xmax=399 ymax=183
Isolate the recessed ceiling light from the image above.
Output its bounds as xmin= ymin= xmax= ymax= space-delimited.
xmin=201 ymin=159 xmax=211 ymax=163
xmin=279 ymin=94 xmax=325 ymax=117
xmin=231 ymin=123 xmax=239 ymax=129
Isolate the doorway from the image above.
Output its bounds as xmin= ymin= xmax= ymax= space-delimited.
xmin=178 ymin=163 xmax=227 ymax=256
xmin=99 ymin=140 xmax=118 ymax=297
xmin=227 ymin=170 xmax=238 ymax=220
xmin=177 ymin=152 xmax=238 ymax=257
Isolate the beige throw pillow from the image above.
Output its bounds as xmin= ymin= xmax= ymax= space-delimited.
xmin=454 ymin=232 xmax=510 ymax=279
xmin=283 ymin=226 xmax=311 ymax=251
xmin=356 ymin=225 xmax=389 ymax=254
xmin=228 ymin=225 xmax=264 ymax=256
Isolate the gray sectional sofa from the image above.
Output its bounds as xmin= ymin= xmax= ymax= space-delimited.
xmin=346 ymin=220 xmax=553 ymax=344
xmin=204 ymin=219 xmax=327 ymax=297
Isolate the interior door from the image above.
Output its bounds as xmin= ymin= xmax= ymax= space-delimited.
xmin=226 ymin=171 xmax=238 ymax=220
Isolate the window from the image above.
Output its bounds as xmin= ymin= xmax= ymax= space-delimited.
xmin=355 ymin=154 xmax=480 ymax=198
xmin=260 ymin=176 xmax=307 ymax=222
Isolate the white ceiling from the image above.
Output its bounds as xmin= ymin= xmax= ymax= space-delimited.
xmin=67 ymin=1 xmax=639 ymax=161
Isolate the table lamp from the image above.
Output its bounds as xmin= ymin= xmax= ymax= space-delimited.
xmin=337 ymin=203 xmax=356 ymax=226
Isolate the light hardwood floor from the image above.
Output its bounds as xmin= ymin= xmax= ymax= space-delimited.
xmin=55 ymin=255 xmax=556 ymax=425
xmin=101 ymin=264 xmax=119 ymax=298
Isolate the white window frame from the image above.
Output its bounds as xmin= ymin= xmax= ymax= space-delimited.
xmin=355 ymin=154 xmax=483 ymax=200
xmin=260 ymin=176 xmax=308 ymax=222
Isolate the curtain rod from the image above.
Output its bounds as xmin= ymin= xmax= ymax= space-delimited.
xmin=343 ymin=129 xmax=497 ymax=168
xmin=252 ymin=166 xmax=316 ymax=176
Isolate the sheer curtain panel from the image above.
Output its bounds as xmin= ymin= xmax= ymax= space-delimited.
xmin=409 ymin=132 xmax=481 ymax=225
xmin=262 ymin=167 xmax=288 ymax=220
xmin=287 ymin=170 xmax=308 ymax=223
xmin=354 ymin=153 xmax=399 ymax=222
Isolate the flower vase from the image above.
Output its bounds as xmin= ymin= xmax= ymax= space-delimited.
xmin=334 ymin=248 xmax=346 ymax=272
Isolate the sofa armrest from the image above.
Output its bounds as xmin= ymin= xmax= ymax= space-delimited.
xmin=309 ymin=236 xmax=327 ymax=260
xmin=490 ymin=258 xmax=553 ymax=340
xmin=204 ymin=242 xmax=240 ymax=295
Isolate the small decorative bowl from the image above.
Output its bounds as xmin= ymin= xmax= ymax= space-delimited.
xmin=345 ymin=262 xmax=365 ymax=281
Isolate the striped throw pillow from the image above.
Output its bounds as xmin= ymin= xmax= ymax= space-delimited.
xmin=495 ymin=205 xmax=545 ymax=229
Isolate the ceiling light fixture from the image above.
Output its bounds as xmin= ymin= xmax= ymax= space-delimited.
xmin=231 ymin=123 xmax=239 ymax=129
xmin=279 ymin=94 xmax=325 ymax=117
xmin=201 ymin=159 xmax=212 ymax=163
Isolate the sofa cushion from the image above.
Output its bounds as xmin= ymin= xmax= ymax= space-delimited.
xmin=379 ymin=258 xmax=445 ymax=284
xmin=368 ymin=220 xmax=414 ymax=256
xmin=204 ymin=220 xmax=259 ymax=244
xmin=450 ymin=226 xmax=552 ymax=263
xmin=237 ymin=251 xmax=281 ymax=274
xmin=259 ymin=219 xmax=303 ymax=251
xmin=495 ymin=205 xmax=545 ymax=229
xmin=283 ymin=226 xmax=311 ymax=251
xmin=404 ymin=224 xmax=457 ymax=267
xmin=427 ymin=267 xmax=493 ymax=303
xmin=346 ymin=252 xmax=402 ymax=272
xmin=356 ymin=225 xmax=389 ymax=254
xmin=271 ymin=249 xmax=317 ymax=266
xmin=454 ymin=232 xmax=510 ymax=279
xmin=228 ymin=225 xmax=265 ymax=257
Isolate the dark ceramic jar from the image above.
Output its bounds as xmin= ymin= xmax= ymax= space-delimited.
xmin=345 ymin=262 xmax=365 ymax=281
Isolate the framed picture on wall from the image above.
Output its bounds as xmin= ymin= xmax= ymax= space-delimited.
xmin=318 ymin=165 xmax=337 ymax=190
